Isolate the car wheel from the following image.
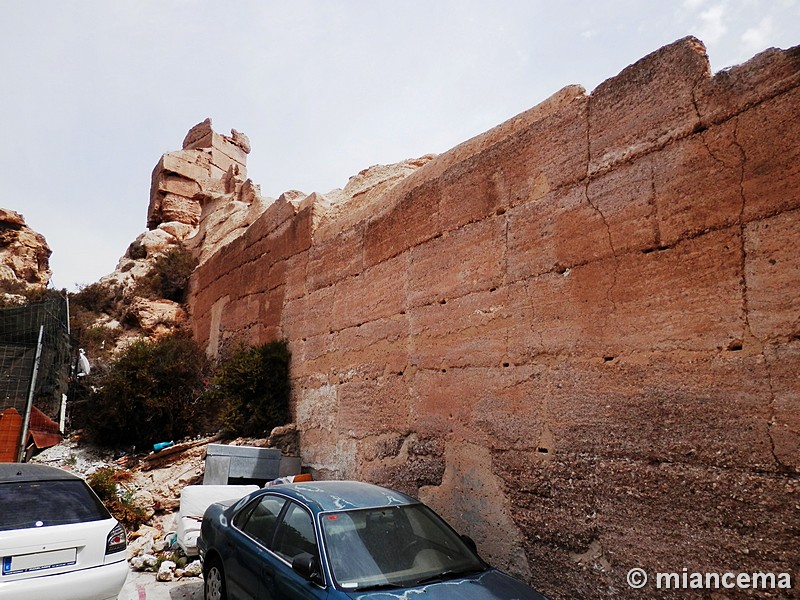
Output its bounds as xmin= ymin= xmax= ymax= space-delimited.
xmin=204 ymin=559 xmax=227 ymax=600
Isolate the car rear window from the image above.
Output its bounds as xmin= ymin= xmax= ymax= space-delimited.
xmin=0 ymin=480 xmax=111 ymax=531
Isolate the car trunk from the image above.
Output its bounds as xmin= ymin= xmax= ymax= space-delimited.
xmin=0 ymin=519 xmax=117 ymax=582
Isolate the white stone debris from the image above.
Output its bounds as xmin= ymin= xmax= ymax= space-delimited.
xmin=156 ymin=560 xmax=177 ymax=581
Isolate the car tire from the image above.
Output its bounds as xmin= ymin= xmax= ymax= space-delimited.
xmin=204 ymin=558 xmax=227 ymax=600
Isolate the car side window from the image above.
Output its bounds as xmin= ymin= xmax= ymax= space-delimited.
xmin=238 ymin=495 xmax=286 ymax=548
xmin=232 ymin=498 xmax=259 ymax=529
xmin=273 ymin=501 xmax=317 ymax=562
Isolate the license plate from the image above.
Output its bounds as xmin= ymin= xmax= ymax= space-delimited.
xmin=2 ymin=548 xmax=77 ymax=575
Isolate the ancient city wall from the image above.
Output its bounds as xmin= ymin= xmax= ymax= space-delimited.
xmin=189 ymin=38 xmax=800 ymax=597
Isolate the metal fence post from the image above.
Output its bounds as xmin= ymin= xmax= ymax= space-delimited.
xmin=17 ymin=325 xmax=44 ymax=462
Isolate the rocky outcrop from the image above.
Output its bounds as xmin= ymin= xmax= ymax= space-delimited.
xmin=86 ymin=119 xmax=257 ymax=346
xmin=0 ymin=209 xmax=51 ymax=289
xmin=187 ymin=37 xmax=800 ymax=599
xmin=123 ymin=297 xmax=187 ymax=336
xmin=147 ymin=118 xmax=251 ymax=229
xmin=80 ymin=121 xmax=263 ymax=353
xmin=78 ymin=224 xmax=192 ymax=353
xmin=186 ymin=179 xmax=271 ymax=266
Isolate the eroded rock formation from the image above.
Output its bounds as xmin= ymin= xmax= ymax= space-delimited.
xmin=185 ymin=37 xmax=799 ymax=598
xmin=0 ymin=209 xmax=51 ymax=289
xmin=147 ymin=118 xmax=251 ymax=229
xmin=94 ymin=112 xmax=435 ymax=351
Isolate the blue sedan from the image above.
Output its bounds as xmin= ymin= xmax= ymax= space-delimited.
xmin=198 ymin=480 xmax=549 ymax=599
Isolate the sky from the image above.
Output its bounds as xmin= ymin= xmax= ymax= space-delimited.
xmin=1 ymin=1 xmax=798 ymax=291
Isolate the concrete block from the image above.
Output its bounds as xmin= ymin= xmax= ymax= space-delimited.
xmin=203 ymin=444 xmax=282 ymax=484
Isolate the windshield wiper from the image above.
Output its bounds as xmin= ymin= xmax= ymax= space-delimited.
xmin=412 ymin=566 xmax=487 ymax=586
xmin=351 ymin=581 xmax=407 ymax=592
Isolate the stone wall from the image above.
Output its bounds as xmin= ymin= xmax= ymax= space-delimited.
xmin=189 ymin=37 xmax=799 ymax=597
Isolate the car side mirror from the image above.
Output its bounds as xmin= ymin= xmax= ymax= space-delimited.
xmin=292 ymin=552 xmax=323 ymax=585
xmin=460 ymin=534 xmax=478 ymax=555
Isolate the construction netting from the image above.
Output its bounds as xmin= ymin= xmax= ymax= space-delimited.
xmin=0 ymin=296 xmax=71 ymax=460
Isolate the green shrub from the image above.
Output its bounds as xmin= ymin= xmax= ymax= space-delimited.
xmin=137 ymin=246 xmax=198 ymax=303
xmin=78 ymin=324 xmax=121 ymax=362
xmin=0 ymin=282 xmax=65 ymax=307
xmin=86 ymin=466 xmax=119 ymax=501
xmin=127 ymin=240 xmax=147 ymax=260
xmin=70 ymin=282 xmax=117 ymax=313
xmin=209 ymin=340 xmax=291 ymax=437
xmin=68 ymin=283 xmax=122 ymax=363
xmin=76 ymin=332 xmax=210 ymax=448
xmin=86 ymin=467 xmax=147 ymax=530
xmin=0 ymin=279 xmax=29 ymax=301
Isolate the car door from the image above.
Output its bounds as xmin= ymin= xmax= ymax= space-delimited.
xmin=261 ymin=500 xmax=328 ymax=599
xmin=228 ymin=494 xmax=287 ymax=600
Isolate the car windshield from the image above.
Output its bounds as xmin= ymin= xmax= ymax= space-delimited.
xmin=321 ymin=504 xmax=485 ymax=591
xmin=0 ymin=480 xmax=110 ymax=531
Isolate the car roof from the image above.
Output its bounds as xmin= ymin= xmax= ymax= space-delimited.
xmin=0 ymin=463 xmax=83 ymax=483
xmin=266 ymin=480 xmax=418 ymax=513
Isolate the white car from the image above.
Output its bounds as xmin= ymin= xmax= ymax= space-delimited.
xmin=0 ymin=463 xmax=128 ymax=600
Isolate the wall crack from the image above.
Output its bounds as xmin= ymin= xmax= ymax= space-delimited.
xmin=585 ymin=96 xmax=619 ymax=315
xmin=730 ymin=120 xmax=785 ymax=472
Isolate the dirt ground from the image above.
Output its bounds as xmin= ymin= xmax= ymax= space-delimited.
xmin=118 ymin=569 xmax=203 ymax=600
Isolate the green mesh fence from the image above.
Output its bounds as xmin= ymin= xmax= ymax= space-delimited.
xmin=0 ymin=296 xmax=71 ymax=420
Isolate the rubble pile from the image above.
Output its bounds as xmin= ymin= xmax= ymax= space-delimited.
xmin=33 ymin=435 xmax=216 ymax=524
xmin=31 ymin=434 xmax=118 ymax=476
xmin=127 ymin=525 xmax=202 ymax=581
xmin=31 ymin=430 xmax=302 ymax=585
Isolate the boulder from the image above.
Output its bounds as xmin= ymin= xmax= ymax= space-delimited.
xmin=124 ymin=298 xmax=187 ymax=335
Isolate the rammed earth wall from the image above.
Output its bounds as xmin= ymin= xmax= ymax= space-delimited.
xmin=189 ymin=38 xmax=800 ymax=598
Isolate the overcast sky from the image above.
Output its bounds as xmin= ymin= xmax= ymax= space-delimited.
xmin=2 ymin=1 xmax=797 ymax=291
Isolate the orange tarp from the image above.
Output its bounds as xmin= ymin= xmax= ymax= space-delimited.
xmin=28 ymin=406 xmax=62 ymax=449
xmin=0 ymin=408 xmax=23 ymax=462
xmin=0 ymin=406 xmax=62 ymax=463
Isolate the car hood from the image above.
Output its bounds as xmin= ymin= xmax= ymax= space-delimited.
xmin=345 ymin=569 xmax=549 ymax=600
